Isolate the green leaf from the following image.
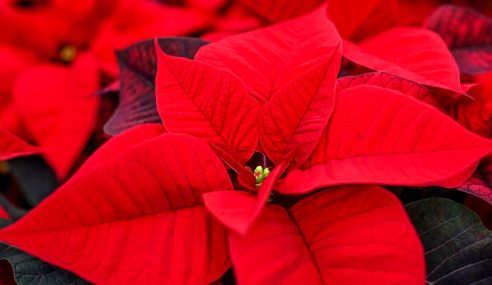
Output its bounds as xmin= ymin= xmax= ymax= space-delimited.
xmin=405 ymin=198 xmax=492 ymax=285
xmin=8 ymin=156 xmax=59 ymax=208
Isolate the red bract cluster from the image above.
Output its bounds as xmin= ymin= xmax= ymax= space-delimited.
xmin=0 ymin=0 xmax=492 ymax=284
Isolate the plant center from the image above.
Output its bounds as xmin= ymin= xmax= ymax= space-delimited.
xmin=254 ymin=165 xmax=270 ymax=185
xmin=59 ymin=45 xmax=77 ymax=63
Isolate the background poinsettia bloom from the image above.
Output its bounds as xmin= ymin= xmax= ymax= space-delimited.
xmin=0 ymin=0 xmax=260 ymax=179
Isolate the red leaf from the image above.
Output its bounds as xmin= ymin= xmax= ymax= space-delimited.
xmin=236 ymin=0 xmax=324 ymax=22
xmin=195 ymin=6 xmax=342 ymax=104
xmin=425 ymin=5 xmax=492 ymax=75
xmin=203 ymin=190 xmax=258 ymax=235
xmin=229 ymin=186 xmax=425 ymax=284
xmin=208 ymin=142 xmax=247 ymax=173
xmin=155 ymin=42 xmax=260 ymax=164
xmin=237 ymin=168 xmax=257 ymax=191
xmin=0 ymin=129 xmax=40 ymax=161
xmin=12 ymin=54 xmax=100 ymax=179
xmin=204 ymin=157 xmax=290 ymax=235
xmin=343 ymin=27 xmax=464 ymax=95
xmin=337 ymin=72 xmax=440 ymax=108
xmin=0 ymin=134 xmax=231 ymax=284
xmin=77 ymin=124 xmax=166 ymax=176
xmin=279 ymin=85 xmax=492 ymax=194
xmin=327 ymin=0 xmax=397 ymax=41
xmin=0 ymin=46 xmax=37 ymax=104
xmin=260 ymin=44 xmax=341 ymax=166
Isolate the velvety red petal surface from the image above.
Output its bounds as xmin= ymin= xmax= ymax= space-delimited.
xmin=230 ymin=186 xmax=425 ymax=284
xmin=0 ymin=133 xmax=231 ymax=284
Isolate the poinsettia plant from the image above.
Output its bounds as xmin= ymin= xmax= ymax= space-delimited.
xmin=0 ymin=0 xmax=492 ymax=284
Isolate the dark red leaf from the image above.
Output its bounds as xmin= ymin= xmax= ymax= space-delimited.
xmin=458 ymin=158 xmax=492 ymax=204
xmin=230 ymin=186 xmax=425 ymax=284
xmin=343 ymin=27 xmax=464 ymax=95
xmin=279 ymin=85 xmax=492 ymax=194
xmin=337 ymin=72 xmax=440 ymax=108
xmin=458 ymin=175 xmax=492 ymax=204
xmin=104 ymin=37 xmax=208 ymax=136
xmin=425 ymin=5 xmax=492 ymax=74
xmin=0 ymin=133 xmax=231 ymax=284
xmin=155 ymin=42 xmax=260 ymax=164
